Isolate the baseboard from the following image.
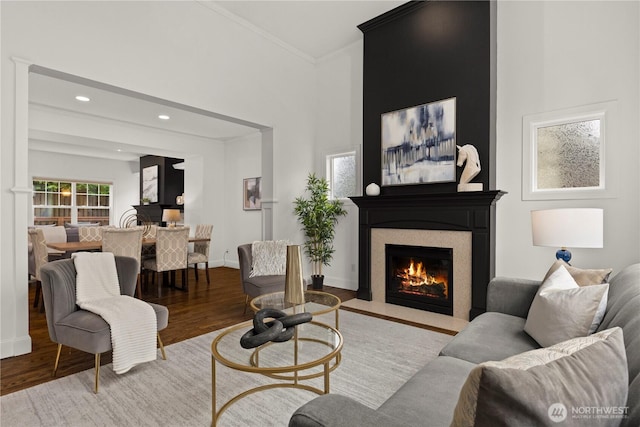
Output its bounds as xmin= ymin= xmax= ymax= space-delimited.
xmin=0 ymin=335 xmax=32 ymax=359
xmin=322 ymin=274 xmax=357 ymax=290
xmin=221 ymin=260 xmax=239 ymax=269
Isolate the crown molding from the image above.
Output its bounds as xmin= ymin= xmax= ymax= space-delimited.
xmin=358 ymin=1 xmax=424 ymax=34
xmin=196 ymin=1 xmax=316 ymax=64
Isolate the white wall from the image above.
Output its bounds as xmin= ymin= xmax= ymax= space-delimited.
xmin=312 ymin=42 xmax=364 ymax=290
xmin=28 ymin=151 xmax=139 ymax=224
xmin=1 ymin=1 xmax=316 ymax=357
xmin=496 ymin=1 xmax=640 ymax=279
xmin=313 ymin=1 xmax=640 ymax=288
xmin=223 ymin=131 xmax=263 ymax=267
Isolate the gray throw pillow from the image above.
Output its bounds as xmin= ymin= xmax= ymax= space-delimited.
xmin=451 ymin=327 xmax=628 ymax=427
xmin=543 ymin=259 xmax=612 ymax=285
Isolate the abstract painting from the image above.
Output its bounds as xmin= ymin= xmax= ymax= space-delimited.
xmin=142 ymin=165 xmax=158 ymax=203
xmin=243 ymin=177 xmax=261 ymax=210
xmin=381 ymin=97 xmax=456 ymax=186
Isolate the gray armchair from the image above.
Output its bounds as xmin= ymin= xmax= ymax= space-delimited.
xmin=40 ymin=256 xmax=169 ymax=393
xmin=238 ymin=243 xmax=287 ymax=313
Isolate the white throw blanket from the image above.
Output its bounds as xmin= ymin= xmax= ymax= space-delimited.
xmin=73 ymin=252 xmax=157 ymax=374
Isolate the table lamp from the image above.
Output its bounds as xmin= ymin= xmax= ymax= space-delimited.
xmin=531 ymin=208 xmax=603 ymax=264
xmin=162 ymin=209 xmax=181 ymax=227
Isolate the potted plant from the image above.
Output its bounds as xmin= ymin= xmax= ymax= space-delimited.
xmin=293 ymin=173 xmax=347 ymax=289
xmin=141 ymin=197 xmax=151 ymax=205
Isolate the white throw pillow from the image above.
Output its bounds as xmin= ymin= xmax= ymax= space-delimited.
xmin=249 ymin=240 xmax=288 ymax=277
xmin=524 ymin=265 xmax=609 ymax=347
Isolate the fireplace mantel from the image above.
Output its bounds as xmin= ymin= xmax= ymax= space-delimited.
xmin=350 ymin=190 xmax=505 ymax=319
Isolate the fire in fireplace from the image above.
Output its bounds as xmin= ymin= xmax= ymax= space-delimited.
xmin=385 ymin=244 xmax=453 ymax=315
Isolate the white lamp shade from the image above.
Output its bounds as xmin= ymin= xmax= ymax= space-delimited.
xmin=531 ymin=208 xmax=603 ymax=248
xmin=162 ymin=209 xmax=182 ymax=223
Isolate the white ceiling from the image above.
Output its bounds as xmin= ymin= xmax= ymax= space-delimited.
xmin=30 ymin=73 xmax=262 ymax=141
xmin=29 ymin=1 xmax=404 ymax=161
xmin=212 ymin=1 xmax=404 ymax=59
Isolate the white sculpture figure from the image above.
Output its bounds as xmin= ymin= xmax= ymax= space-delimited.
xmin=457 ymin=144 xmax=483 ymax=192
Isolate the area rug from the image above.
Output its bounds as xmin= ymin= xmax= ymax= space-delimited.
xmin=0 ymin=310 xmax=453 ymax=426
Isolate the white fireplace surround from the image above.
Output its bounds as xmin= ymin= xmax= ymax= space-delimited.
xmin=371 ymin=228 xmax=472 ymax=321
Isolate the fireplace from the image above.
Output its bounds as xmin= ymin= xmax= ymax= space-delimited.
xmin=386 ymin=244 xmax=453 ymax=315
xmin=351 ymin=191 xmax=505 ymax=319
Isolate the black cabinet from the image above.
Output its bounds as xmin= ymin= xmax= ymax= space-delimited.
xmin=140 ymin=155 xmax=184 ymax=206
xmin=137 ymin=155 xmax=184 ymax=225
xmin=132 ymin=204 xmax=182 ymax=225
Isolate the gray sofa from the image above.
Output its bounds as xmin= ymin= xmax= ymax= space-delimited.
xmin=290 ymin=263 xmax=640 ymax=427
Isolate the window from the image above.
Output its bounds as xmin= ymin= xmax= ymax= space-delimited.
xmin=522 ymin=101 xmax=614 ymax=200
xmin=33 ymin=179 xmax=111 ymax=225
xmin=326 ymin=151 xmax=357 ymax=200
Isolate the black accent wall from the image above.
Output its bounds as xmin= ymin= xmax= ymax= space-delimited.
xmin=352 ymin=1 xmax=500 ymax=319
xmin=358 ymin=0 xmax=495 ymax=195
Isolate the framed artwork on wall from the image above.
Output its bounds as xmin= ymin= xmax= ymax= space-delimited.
xmin=381 ymin=97 xmax=457 ymax=186
xmin=243 ymin=177 xmax=262 ymax=210
xmin=142 ymin=165 xmax=158 ymax=203
xmin=522 ymin=101 xmax=614 ymax=200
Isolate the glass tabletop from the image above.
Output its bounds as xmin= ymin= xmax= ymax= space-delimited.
xmin=250 ymin=290 xmax=341 ymax=317
xmin=211 ymin=321 xmax=342 ymax=373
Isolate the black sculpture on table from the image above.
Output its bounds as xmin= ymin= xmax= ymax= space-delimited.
xmin=240 ymin=308 xmax=312 ymax=349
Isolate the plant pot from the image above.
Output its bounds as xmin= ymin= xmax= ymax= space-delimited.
xmin=311 ymin=274 xmax=324 ymax=290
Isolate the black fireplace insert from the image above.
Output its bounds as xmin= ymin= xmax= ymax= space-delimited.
xmin=385 ymin=244 xmax=453 ymax=315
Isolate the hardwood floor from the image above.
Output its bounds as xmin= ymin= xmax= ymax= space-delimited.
xmin=0 ymin=267 xmax=356 ymax=396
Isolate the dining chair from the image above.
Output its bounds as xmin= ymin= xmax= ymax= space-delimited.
xmin=188 ymin=224 xmax=213 ymax=284
xmin=102 ymin=228 xmax=144 ymax=298
xmin=78 ymin=225 xmax=105 ymax=242
xmin=39 ymin=225 xmax=68 ymax=260
xmin=139 ymin=224 xmax=157 ymax=262
xmin=28 ymin=228 xmax=49 ymax=312
xmin=143 ymin=224 xmax=158 ymax=239
xmin=143 ymin=227 xmax=190 ymax=296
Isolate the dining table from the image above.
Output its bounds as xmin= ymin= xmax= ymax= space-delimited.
xmin=46 ymin=237 xmax=210 ymax=252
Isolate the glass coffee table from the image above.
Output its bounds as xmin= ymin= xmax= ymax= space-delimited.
xmin=210 ymin=320 xmax=342 ymax=426
xmin=250 ymin=290 xmax=342 ymax=329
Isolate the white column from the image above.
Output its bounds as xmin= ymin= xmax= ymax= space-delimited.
xmin=2 ymin=57 xmax=33 ymax=358
xmin=260 ymin=128 xmax=274 ymax=240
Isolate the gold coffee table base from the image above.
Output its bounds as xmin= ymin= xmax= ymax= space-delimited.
xmin=212 ymin=369 xmax=331 ymax=427
xmin=249 ymin=337 xmax=342 ymax=381
xmin=211 ymin=320 xmax=342 ymax=427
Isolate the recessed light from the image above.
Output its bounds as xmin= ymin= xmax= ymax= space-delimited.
xmin=75 ymin=95 xmax=90 ymax=102
xmin=158 ymin=114 xmax=170 ymax=120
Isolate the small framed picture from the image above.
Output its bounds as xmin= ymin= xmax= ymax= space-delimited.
xmin=243 ymin=177 xmax=262 ymax=210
